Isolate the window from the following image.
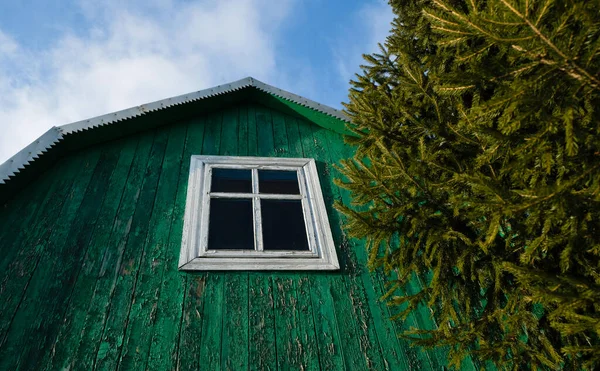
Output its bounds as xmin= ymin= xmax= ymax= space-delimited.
xmin=178 ymin=156 xmax=339 ymax=270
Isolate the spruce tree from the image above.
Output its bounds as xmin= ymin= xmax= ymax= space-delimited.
xmin=336 ymin=0 xmax=600 ymax=369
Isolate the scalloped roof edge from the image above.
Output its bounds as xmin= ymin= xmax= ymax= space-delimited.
xmin=0 ymin=77 xmax=351 ymax=185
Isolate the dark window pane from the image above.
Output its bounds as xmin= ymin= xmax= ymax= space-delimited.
xmin=258 ymin=170 xmax=300 ymax=194
xmin=261 ymin=199 xmax=309 ymax=251
xmin=208 ymin=198 xmax=254 ymax=250
xmin=211 ymin=168 xmax=252 ymax=193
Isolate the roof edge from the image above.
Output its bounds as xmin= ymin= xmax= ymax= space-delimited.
xmin=249 ymin=78 xmax=350 ymax=122
xmin=59 ymin=77 xmax=349 ymax=135
xmin=0 ymin=77 xmax=350 ymax=184
xmin=59 ymin=77 xmax=255 ymax=134
xmin=0 ymin=127 xmax=64 ymax=185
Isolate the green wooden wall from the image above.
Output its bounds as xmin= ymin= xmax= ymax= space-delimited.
xmin=0 ymin=103 xmax=476 ymax=370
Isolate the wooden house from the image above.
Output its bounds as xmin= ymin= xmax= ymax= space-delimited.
xmin=0 ymin=78 xmax=474 ymax=370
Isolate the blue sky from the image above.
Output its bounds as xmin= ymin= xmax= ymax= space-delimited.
xmin=0 ymin=0 xmax=393 ymax=163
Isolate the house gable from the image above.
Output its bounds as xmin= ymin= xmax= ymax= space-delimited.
xmin=0 ymin=102 xmax=418 ymax=370
xmin=0 ymin=77 xmax=350 ymax=203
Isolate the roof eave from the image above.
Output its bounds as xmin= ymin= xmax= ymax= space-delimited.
xmin=0 ymin=77 xmax=351 ymax=186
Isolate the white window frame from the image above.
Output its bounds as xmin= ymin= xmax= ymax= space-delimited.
xmin=178 ymin=156 xmax=339 ymax=270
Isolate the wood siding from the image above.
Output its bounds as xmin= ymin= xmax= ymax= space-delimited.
xmin=0 ymin=103 xmax=476 ymax=370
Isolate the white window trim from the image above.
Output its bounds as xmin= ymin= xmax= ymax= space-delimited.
xmin=179 ymin=156 xmax=340 ymax=270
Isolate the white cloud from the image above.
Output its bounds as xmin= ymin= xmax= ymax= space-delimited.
xmin=0 ymin=30 xmax=18 ymax=55
xmin=0 ymin=0 xmax=294 ymax=163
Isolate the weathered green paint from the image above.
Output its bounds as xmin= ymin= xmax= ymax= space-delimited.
xmin=176 ymin=118 xmax=207 ymax=371
xmin=45 ymin=137 xmax=140 ymax=370
xmin=73 ymin=131 xmax=155 ymax=370
xmin=0 ymin=101 xmax=477 ymax=370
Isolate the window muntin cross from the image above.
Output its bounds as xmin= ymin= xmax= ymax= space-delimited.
xmin=203 ymin=165 xmax=316 ymax=256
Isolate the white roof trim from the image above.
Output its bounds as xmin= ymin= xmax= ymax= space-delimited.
xmin=0 ymin=127 xmax=65 ymax=185
xmin=0 ymin=77 xmax=350 ymax=185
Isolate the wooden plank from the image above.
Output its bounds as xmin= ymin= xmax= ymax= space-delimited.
xmin=68 ymin=131 xmax=154 ymax=370
xmin=248 ymin=104 xmax=277 ymax=370
xmin=93 ymin=128 xmax=169 ymax=370
xmin=248 ymin=273 xmax=276 ymax=370
xmin=197 ymin=273 xmax=224 ymax=369
xmin=202 ymin=111 xmax=222 ymax=155
xmin=223 ymin=104 xmax=254 ymax=369
xmin=0 ymin=156 xmax=83 ymax=363
xmin=307 ymin=274 xmax=346 ymax=371
xmin=271 ymin=111 xmax=320 ymax=370
xmin=273 ymin=276 xmax=320 ymax=370
xmin=283 ymin=113 xmax=332 ymax=371
xmin=217 ymin=106 xmax=250 ymax=371
xmin=295 ymin=276 xmax=323 ymax=370
xmin=0 ymin=157 xmax=74 ymax=279
xmin=273 ymin=276 xmax=299 ymax=370
xmin=247 ymin=105 xmax=258 ymax=156
xmin=117 ymin=123 xmax=187 ymax=370
xmin=283 ymin=114 xmax=304 ymax=160
xmin=176 ymin=275 xmax=205 ymax=371
xmin=255 ymin=104 xmax=275 ymax=157
xmin=43 ymin=136 xmax=139 ymax=370
xmin=220 ymin=107 xmax=239 ymax=156
xmin=0 ymin=157 xmax=62 ymax=241
xmin=294 ymin=117 xmax=346 ymax=371
xmin=147 ymin=119 xmax=205 ymax=370
xmin=319 ymin=127 xmax=416 ymax=371
xmin=271 ymin=107 xmax=288 ymax=156
xmin=0 ymin=149 xmax=100 ymax=369
xmin=173 ymin=117 xmax=207 ymax=371
xmin=296 ymin=119 xmax=369 ymax=370
xmin=195 ymin=112 xmax=225 ymax=370
xmin=309 ymin=124 xmax=388 ymax=370
xmin=0 ymin=153 xmax=98 ymax=347
xmin=19 ymin=141 xmax=124 ymax=370
xmin=0 ymin=170 xmax=54 ymax=261
xmin=0 ymin=196 xmax=18 ymax=243
xmin=222 ymin=272 xmax=249 ymax=370
xmin=238 ymin=105 xmax=249 ymax=156
xmin=0 ymin=155 xmax=79 ymax=266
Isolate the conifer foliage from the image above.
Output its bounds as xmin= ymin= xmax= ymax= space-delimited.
xmin=336 ymin=0 xmax=600 ymax=369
